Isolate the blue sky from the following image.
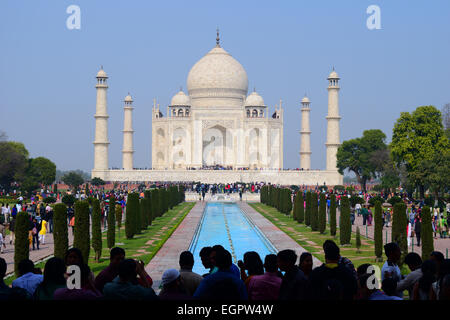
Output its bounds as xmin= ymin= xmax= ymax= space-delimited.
xmin=1 ymin=0 xmax=449 ymax=172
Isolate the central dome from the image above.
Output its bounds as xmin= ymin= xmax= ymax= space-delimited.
xmin=187 ymin=45 xmax=248 ymax=103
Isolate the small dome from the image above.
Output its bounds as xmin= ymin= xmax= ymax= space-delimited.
xmin=170 ymin=90 xmax=191 ymax=106
xmin=328 ymin=70 xmax=339 ymax=79
xmin=244 ymin=91 xmax=265 ymax=107
xmin=96 ymin=68 xmax=108 ymax=78
xmin=124 ymin=94 xmax=133 ymax=102
xmin=301 ymin=96 xmax=310 ymax=104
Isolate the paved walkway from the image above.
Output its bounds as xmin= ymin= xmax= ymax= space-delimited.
xmin=3 ymin=228 xmax=74 ymax=277
xmin=239 ymin=202 xmax=322 ymax=268
xmin=145 ymin=201 xmax=206 ymax=291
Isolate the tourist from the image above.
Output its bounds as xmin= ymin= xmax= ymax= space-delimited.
xmin=54 ymin=264 xmax=102 ymax=300
xmin=12 ymin=259 xmax=43 ymax=296
xmin=298 ymin=252 xmax=313 ymax=278
xmin=381 ymin=278 xmax=403 ymax=300
xmin=30 ymin=217 xmax=41 ymax=250
xmin=357 ymin=273 xmax=397 ymax=300
xmin=159 ymin=268 xmax=191 ymax=300
xmin=94 ymin=247 xmax=126 ymax=293
xmin=0 ymin=257 xmax=30 ymax=300
xmin=178 ymin=251 xmax=203 ymax=296
xmin=361 ymin=205 xmax=369 ymax=225
xmin=65 ymin=248 xmax=84 ymax=267
xmin=34 ymin=257 xmax=66 ymax=300
xmin=323 ymin=240 xmax=356 ymax=278
xmin=385 ymin=208 xmax=391 ymax=227
xmin=209 ymin=245 xmax=240 ymax=278
xmin=277 ymin=249 xmax=307 ymax=300
xmin=237 ymin=251 xmax=264 ymax=286
xmin=247 ymin=254 xmax=282 ymax=300
xmin=381 ymin=242 xmax=403 ymax=298
xmin=430 ymin=259 xmax=450 ymax=300
xmin=199 ymin=246 xmax=213 ymax=276
xmin=412 ymin=259 xmax=436 ymax=300
xmin=430 ymin=251 xmax=445 ymax=277
xmin=8 ymin=216 xmax=15 ymax=245
xmin=397 ymin=252 xmax=423 ymax=298
xmin=194 ymin=249 xmax=248 ymax=300
xmin=307 ymin=242 xmax=357 ymax=300
xmin=414 ymin=214 xmax=422 ymax=246
xmin=38 ymin=217 xmax=47 ymax=245
xmin=103 ymin=259 xmax=158 ymax=300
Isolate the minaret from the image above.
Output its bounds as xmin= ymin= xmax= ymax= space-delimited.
xmin=300 ymin=95 xmax=312 ymax=170
xmin=122 ymin=93 xmax=134 ymax=170
xmin=326 ymin=68 xmax=342 ymax=171
xmin=93 ymin=66 xmax=109 ymax=171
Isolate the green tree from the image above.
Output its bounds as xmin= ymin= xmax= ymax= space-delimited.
xmin=330 ymin=194 xmax=337 ymax=236
xmin=115 ymin=204 xmax=122 ymax=241
xmin=337 ymin=129 xmax=387 ymax=192
xmin=391 ymin=106 xmax=449 ymax=198
xmin=339 ymin=196 xmax=351 ymax=245
xmin=125 ymin=193 xmax=139 ymax=239
xmin=91 ymin=199 xmax=102 ymax=262
xmin=91 ymin=177 xmax=106 ymax=187
xmin=61 ymin=194 xmax=76 ymax=207
xmin=356 ymin=227 xmax=361 ymax=253
xmin=311 ymin=192 xmax=318 ymax=231
xmin=53 ymin=203 xmax=68 ymax=260
xmin=292 ymin=191 xmax=299 ymax=221
xmin=319 ymin=193 xmax=326 ymax=234
xmin=297 ymin=192 xmax=304 ymax=223
xmin=374 ymin=201 xmax=383 ymax=261
xmin=73 ymin=200 xmax=90 ymax=263
xmin=151 ymin=189 xmax=160 ymax=219
xmin=392 ymin=202 xmax=407 ymax=266
xmin=14 ymin=211 xmax=30 ymax=276
xmin=30 ymin=157 xmax=56 ymax=186
xmin=305 ymin=191 xmax=311 ymax=226
xmin=421 ymin=206 xmax=434 ymax=259
xmin=62 ymin=171 xmax=85 ymax=192
xmin=140 ymin=198 xmax=148 ymax=230
xmin=107 ymin=197 xmax=116 ymax=249
xmin=144 ymin=190 xmax=152 ymax=226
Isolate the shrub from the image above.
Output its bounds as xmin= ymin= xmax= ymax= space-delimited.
xmin=53 ymin=203 xmax=68 ymax=260
xmin=125 ymin=193 xmax=139 ymax=239
xmin=115 ymin=204 xmax=122 ymax=240
xmin=151 ymin=189 xmax=160 ymax=219
xmin=330 ymin=194 xmax=337 ymax=236
xmin=333 ymin=185 xmax=345 ymax=192
xmin=91 ymin=198 xmax=102 ymax=262
xmin=392 ymin=202 xmax=407 ymax=266
xmin=14 ymin=211 xmax=30 ymax=277
xmin=297 ymin=192 xmax=304 ymax=223
xmin=43 ymin=196 xmax=56 ymax=204
xmin=311 ymin=192 xmax=318 ymax=231
xmin=319 ymin=193 xmax=326 ymax=234
xmin=62 ymin=194 xmax=76 ymax=207
xmin=421 ymin=206 xmax=434 ymax=260
xmin=374 ymin=201 xmax=383 ymax=261
xmin=107 ymin=196 xmax=116 ymax=249
xmin=140 ymin=198 xmax=148 ymax=230
xmin=387 ymin=196 xmax=403 ymax=206
xmin=356 ymin=227 xmax=361 ymax=253
xmin=144 ymin=190 xmax=152 ymax=226
xmin=350 ymin=195 xmax=365 ymax=208
xmin=339 ymin=196 xmax=351 ymax=245
xmin=305 ymin=191 xmax=311 ymax=226
xmin=73 ymin=200 xmax=90 ymax=263
xmin=368 ymin=196 xmax=384 ymax=207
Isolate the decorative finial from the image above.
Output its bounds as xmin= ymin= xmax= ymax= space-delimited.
xmin=128 ymin=92 xmax=130 ymax=96
xmin=253 ymin=87 xmax=256 ymax=92
xmin=100 ymin=65 xmax=103 ymax=70
xmin=216 ymin=28 xmax=220 ymax=47
xmin=180 ymin=86 xmax=183 ymax=92
xmin=332 ymin=66 xmax=335 ymax=71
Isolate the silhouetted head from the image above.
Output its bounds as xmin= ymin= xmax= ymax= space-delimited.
xmin=118 ymin=259 xmax=137 ymax=282
xmin=277 ymin=249 xmax=297 ymax=272
xmin=243 ymin=251 xmax=264 ymax=276
xmin=199 ymin=247 xmax=212 ymax=269
xmin=18 ymin=259 xmax=34 ymax=277
xmin=65 ymin=248 xmax=84 ymax=267
xmin=110 ymin=247 xmax=125 ymax=267
xmin=263 ymin=254 xmax=278 ymax=273
xmin=299 ymin=252 xmax=313 ymax=275
xmin=216 ymin=250 xmax=232 ymax=271
xmin=179 ymin=251 xmax=194 ymax=270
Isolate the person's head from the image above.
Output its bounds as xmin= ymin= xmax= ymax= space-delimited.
xmin=384 ymin=242 xmax=401 ymax=263
xmin=430 ymin=251 xmax=445 ymax=275
xmin=18 ymin=259 xmax=34 ymax=276
xmin=42 ymin=257 xmax=66 ymax=286
xmin=65 ymin=248 xmax=84 ymax=267
xmin=418 ymin=259 xmax=437 ymax=293
xmin=323 ymin=240 xmax=340 ymax=263
xmin=243 ymin=251 xmax=264 ymax=276
xmin=210 ymin=245 xmax=225 ymax=268
xmin=118 ymin=259 xmax=138 ymax=282
xmin=161 ymin=268 xmax=182 ymax=290
xmin=110 ymin=247 xmax=125 ymax=267
xmin=263 ymin=254 xmax=278 ymax=273
xmin=199 ymin=247 xmax=213 ymax=269
xmin=404 ymin=252 xmax=422 ymax=271
xmin=277 ymin=249 xmax=297 ymax=272
xmin=179 ymin=251 xmax=194 ymax=270
xmin=299 ymin=252 xmax=313 ymax=274
xmin=215 ymin=249 xmax=232 ymax=271
xmin=381 ymin=278 xmax=398 ymax=296
xmin=78 ymin=264 xmax=92 ymax=287
xmin=0 ymin=257 xmax=6 ymax=280
xmin=357 ymin=273 xmax=376 ymax=300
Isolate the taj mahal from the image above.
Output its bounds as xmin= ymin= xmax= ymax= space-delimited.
xmin=91 ymin=32 xmax=343 ymax=185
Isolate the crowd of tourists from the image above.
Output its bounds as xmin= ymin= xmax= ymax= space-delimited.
xmin=1 ymin=240 xmax=449 ymax=301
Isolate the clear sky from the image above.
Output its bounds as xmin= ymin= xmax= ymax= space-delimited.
xmin=1 ymin=0 xmax=449 ymax=172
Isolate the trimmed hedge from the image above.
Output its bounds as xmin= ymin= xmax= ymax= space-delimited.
xmin=339 ymin=196 xmax=351 ymax=245
xmin=53 ymin=203 xmax=68 ymax=260
xmin=107 ymin=196 xmax=116 ymax=249
xmin=297 ymin=192 xmax=304 ymax=223
xmin=115 ymin=204 xmax=122 ymax=240
xmin=125 ymin=193 xmax=139 ymax=239
xmin=374 ymin=201 xmax=383 ymax=261
xmin=305 ymin=191 xmax=311 ymax=226
xmin=91 ymin=198 xmax=102 ymax=261
xmin=311 ymin=192 xmax=318 ymax=231
xmin=14 ymin=211 xmax=30 ymax=277
xmin=330 ymin=194 xmax=337 ymax=236
xmin=421 ymin=206 xmax=434 ymax=259
xmin=144 ymin=190 xmax=152 ymax=226
xmin=73 ymin=200 xmax=90 ymax=263
xmin=392 ymin=202 xmax=407 ymax=265
xmin=319 ymin=193 xmax=326 ymax=234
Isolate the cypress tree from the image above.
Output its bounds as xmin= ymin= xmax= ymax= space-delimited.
xmin=392 ymin=202 xmax=407 ymax=265
xmin=330 ymin=194 xmax=337 ymax=236
xmin=107 ymin=197 xmax=116 ymax=248
xmin=135 ymin=195 xmax=142 ymax=234
xmin=319 ymin=193 xmax=326 ymax=234
xmin=115 ymin=204 xmax=122 ymax=241
xmin=305 ymin=191 xmax=311 ymax=226
xmin=339 ymin=196 xmax=351 ymax=245
xmin=421 ymin=206 xmax=434 ymax=260
xmin=151 ymin=189 xmax=160 ymax=219
xmin=298 ymin=192 xmax=304 ymax=223
xmin=293 ymin=192 xmax=299 ymax=221
xmin=91 ymin=199 xmax=102 ymax=262
xmin=53 ymin=203 xmax=68 ymax=260
xmin=125 ymin=193 xmax=139 ymax=239
xmin=158 ymin=189 xmax=165 ymax=216
xmin=14 ymin=211 xmax=30 ymax=277
xmin=144 ymin=190 xmax=152 ymax=226
xmin=140 ymin=198 xmax=147 ymax=230
xmin=286 ymin=189 xmax=293 ymax=215
xmin=374 ymin=201 xmax=383 ymax=261
xmin=311 ymin=192 xmax=318 ymax=231
xmin=356 ymin=226 xmax=361 ymax=253
xmin=73 ymin=200 xmax=90 ymax=263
